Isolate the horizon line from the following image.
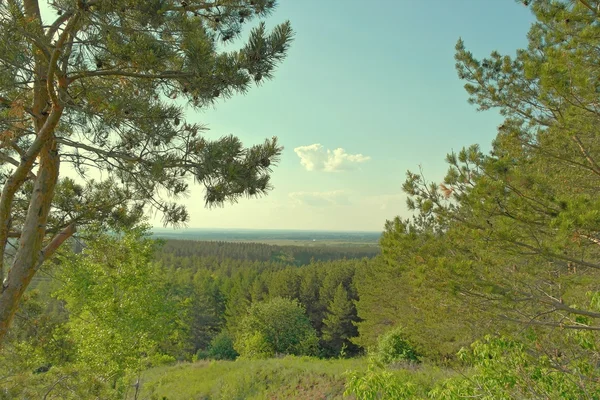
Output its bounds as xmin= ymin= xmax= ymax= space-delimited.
xmin=150 ymin=226 xmax=383 ymax=233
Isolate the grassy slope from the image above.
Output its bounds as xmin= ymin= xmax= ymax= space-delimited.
xmin=136 ymin=357 xmax=456 ymax=400
xmin=138 ymin=357 xmax=364 ymax=400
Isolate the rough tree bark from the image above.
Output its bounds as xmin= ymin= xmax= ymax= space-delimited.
xmin=0 ymin=0 xmax=77 ymax=342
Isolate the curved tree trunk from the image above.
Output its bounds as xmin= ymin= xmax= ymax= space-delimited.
xmin=0 ymin=0 xmax=74 ymax=343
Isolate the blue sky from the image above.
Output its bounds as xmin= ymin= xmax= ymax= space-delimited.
xmin=174 ymin=1 xmax=535 ymax=231
xmin=41 ymin=1 xmax=535 ymax=232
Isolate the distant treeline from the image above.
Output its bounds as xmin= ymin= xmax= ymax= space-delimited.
xmin=151 ymin=229 xmax=382 ymax=243
xmin=157 ymin=240 xmax=380 ymax=266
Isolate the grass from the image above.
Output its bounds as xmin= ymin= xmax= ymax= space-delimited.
xmin=133 ymin=356 xmax=458 ymax=400
xmin=136 ymin=356 xmax=365 ymax=400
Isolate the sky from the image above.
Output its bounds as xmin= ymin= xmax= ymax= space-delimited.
xmin=169 ymin=0 xmax=536 ymax=232
xmin=43 ymin=1 xmax=536 ymax=232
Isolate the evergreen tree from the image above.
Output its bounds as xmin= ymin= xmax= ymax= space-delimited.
xmin=355 ymin=221 xmax=482 ymax=359
xmin=298 ymin=265 xmax=322 ymax=330
xmin=321 ymin=283 xmax=358 ymax=356
xmin=381 ymin=0 xmax=600 ymax=389
xmin=185 ymin=273 xmax=226 ymax=354
xmin=267 ymin=268 xmax=300 ymax=299
xmin=0 ymin=0 xmax=293 ymax=341
xmin=249 ymin=275 xmax=268 ymax=303
xmin=224 ymin=277 xmax=251 ymax=336
xmin=401 ymin=0 xmax=600 ymax=335
xmin=319 ymin=261 xmax=355 ymax=308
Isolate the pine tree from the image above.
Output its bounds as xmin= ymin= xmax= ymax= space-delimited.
xmin=0 ymin=0 xmax=293 ymax=341
xmin=401 ymin=0 xmax=600 ymax=335
xmin=385 ymin=0 xmax=600 ymax=389
xmin=224 ymin=278 xmax=251 ymax=336
xmin=321 ymin=283 xmax=358 ymax=356
xmin=298 ymin=265 xmax=322 ymax=330
xmin=267 ymin=268 xmax=300 ymax=299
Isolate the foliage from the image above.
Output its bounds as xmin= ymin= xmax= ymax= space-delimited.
xmin=350 ymin=0 xmax=600 ymax=383
xmin=401 ymin=0 xmax=600 ymax=338
xmin=207 ymin=331 xmax=239 ymax=361
xmin=2 ymin=235 xmax=376 ymax=392
xmin=0 ymin=228 xmax=181 ymax=398
xmin=375 ymin=327 xmax=419 ymax=365
xmin=0 ymin=364 xmax=122 ymax=400
xmin=429 ymin=335 xmax=600 ymax=400
xmin=345 ymin=333 xmax=600 ymax=399
xmin=235 ymin=331 xmax=274 ymax=360
xmin=349 ymin=1 xmax=600 ymax=396
xmin=0 ymin=0 xmax=293 ymax=341
xmin=153 ymin=246 xmax=364 ymax=358
xmin=10 ymin=2 xmax=600 ymax=397
xmin=344 ymin=358 xmax=416 ymax=400
xmin=158 ymin=239 xmax=380 ymax=265
xmin=53 ymin=228 xmax=179 ymax=380
xmin=353 ymin=241 xmax=479 ymax=361
xmin=234 ymin=297 xmax=319 ymax=359
xmin=166 ymin=269 xmax=227 ymax=358
xmin=321 ymin=283 xmax=359 ymax=357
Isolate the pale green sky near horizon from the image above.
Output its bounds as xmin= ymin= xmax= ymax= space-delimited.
xmin=43 ymin=1 xmax=536 ymax=232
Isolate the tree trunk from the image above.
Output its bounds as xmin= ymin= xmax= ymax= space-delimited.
xmin=0 ymin=0 xmax=65 ymax=343
xmin=0 ymin=132 xmax=61 ymax=340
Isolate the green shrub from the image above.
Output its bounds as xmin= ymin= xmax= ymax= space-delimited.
xmin=376 ymin=327 xmax=419 ymax=364
xmin=233 ymin=297 xmax=318 ymax=359
xmin=195 ymin=349 xmax=210 ymax=360
xmin=344 ymin=357 xmax=416 ymax=400
xmin=429 ymin=335 xmax=600 ymax=399
xmin=207 ymin=331 xmax=239 ymax=360
xmin=234 ymin=332 xmax=274 ymax=360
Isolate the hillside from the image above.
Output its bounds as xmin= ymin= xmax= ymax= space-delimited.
xmin=135 ymin=357 xmax=455 ymax=400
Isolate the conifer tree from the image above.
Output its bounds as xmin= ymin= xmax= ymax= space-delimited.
xmin=385 ymin=0 xmax=600 ymax=387
xmin=0 ymin=0 xmax=293 ymax=341
xmin=298 ymin=265 xmax=322 ymax=330
xmin=321 ymin=283 xmax=358 ymax=356
xmin=401 ymin=0 xmax=600 ymax=334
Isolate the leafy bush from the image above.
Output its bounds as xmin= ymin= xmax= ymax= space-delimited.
xmin=207 ymin=331 xmax=239 ymax=360
xmin=344 ymin=357 xmax=416 ymax=400
xmin=375 ymin=327 xmax=419 ymax=365
xmin=195 ymin=349 xmax=210 ymax=360
xmin=429 ymin=335 xmax=600 ymax=400
xmin=234 ymin=297 xmax=318 ymax=359
xmin=234 ymin=332 xmax=274 ymax=360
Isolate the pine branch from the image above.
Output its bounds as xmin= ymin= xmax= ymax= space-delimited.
xmin=69 ymin=70 xmax=193 ymax=83
xmin=0 ymin=154 xmax=36 ymax=180
xmin=36 ymin=223 xmax=77 ymax=270
xmin=47 ymin=14 xmax=81 ymax=107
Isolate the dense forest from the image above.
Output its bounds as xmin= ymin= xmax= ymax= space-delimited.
xmin=2 ymin=0 xmax=600 ymax=399
xmin=158 ymin=239 xmax=380 ymax=265
xmin=1 ymin=234 xmax=375 ymax=397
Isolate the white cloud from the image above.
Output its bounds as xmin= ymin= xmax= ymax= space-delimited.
xmin=289 ymin=190 xmax=352 ymax=207
xmin=294 ymin=143 xmax=370 ymax=172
